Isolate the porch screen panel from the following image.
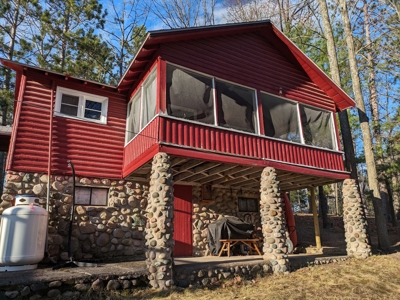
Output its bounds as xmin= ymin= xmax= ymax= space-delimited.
xmin=261 ymin=93 xmax=301 ymax=142
xmin=141 ymin=69 xmax=157 ymax=128
xmin=126 ymin=93 xmax=141 ymax=142
xmin=300 ymin=105 xmax=335 ymax=149
xmin=216 ymin=80 xmax=256 ymax=133
xmin=167 ymin=65 xmax=214 ymax=124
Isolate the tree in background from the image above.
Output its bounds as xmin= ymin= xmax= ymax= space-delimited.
xmin=149 ymin=0 xmax=217 ymax=28
xmin=338 ymin=0 xmax=390 ymax=251
xmin=0 ymin=0 xmax=41 ymax=200
xmin=102 ymin=0 xmax=148 ymax=79
xmin=31 ymin=0 xmax=105 ymax=73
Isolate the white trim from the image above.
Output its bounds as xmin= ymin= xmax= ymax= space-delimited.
xmin=125 ymin=68 xmax=158 ymax=145
xmin=54 ymin=86 xmax=108 ymax=124
xmin=297 ymin=103 xmax=305 ymax=144
xmin=212 ymin=77 xmax=218 ymax=126
xmin=125 ymin=114 xmax=159 ymax=147
xmin=254 ymin=91 xmax=260 ymax=135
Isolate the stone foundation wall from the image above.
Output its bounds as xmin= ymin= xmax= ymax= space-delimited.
xmin=192 ymin=186 xmax=262 ymax=256
xmin=1 ymin=171 xmax=148 ymax=262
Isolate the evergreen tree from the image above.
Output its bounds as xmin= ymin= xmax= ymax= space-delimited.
xmin=31 ymin=0 xmax=106 ymax=74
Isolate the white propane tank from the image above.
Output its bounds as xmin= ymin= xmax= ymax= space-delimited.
xmin=0 ymin=195 xmax=48 ymax=272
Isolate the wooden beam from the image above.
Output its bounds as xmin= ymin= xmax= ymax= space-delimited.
xmin=193 ymin=162 xmax=219 ymax=173
xmin=176 ymin=159 xmax=204 ymax=173
xmin=310 ymin=187 xmax=322 ymax=249
xmin=197 ymin=173 xmax=223 ymax=184
xmin=170 ymin=157 xmax=187 ymax=167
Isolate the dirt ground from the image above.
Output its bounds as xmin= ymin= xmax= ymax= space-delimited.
xmin=294 ymin=213 xmax=400 ymax=253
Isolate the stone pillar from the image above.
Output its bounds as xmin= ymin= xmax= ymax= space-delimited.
xmin=145 ymin=153 xmax=174 ymax=289
xmin=259 ymin=167 xmax=289 ymax=273
xmin=342 ymin=179 xmax=372 ymax=258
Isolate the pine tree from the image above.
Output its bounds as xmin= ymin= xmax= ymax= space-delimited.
xmin=31 ymin=0 xmax=106 ymax=74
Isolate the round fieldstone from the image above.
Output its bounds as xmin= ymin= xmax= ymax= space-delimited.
xmin=47 ymin=289 xmax=61 ymax=298
xmin=113 ymin=228 xmax=124 ymax=238
xmin=107 ymin=280 xmax=121 ymax=290
xmin=20 ymin=286 xmax=31 ymax=297
xmin=5 ymin=291 xmax=19 ymax=299
xmin=74 ymin=284 xmax=90 ymax=292
xmin=91 ymin=279 xmax=104 ymax=292
xmin=96 ymin=233 xmax=110 ymax=247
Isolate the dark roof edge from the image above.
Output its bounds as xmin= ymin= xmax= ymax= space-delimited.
xmin=0 ymin=59 xmax=117 ymax=89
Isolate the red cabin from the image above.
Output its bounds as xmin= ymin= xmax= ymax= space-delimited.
xmin=1 ymin=21 xmax=354 ymax=265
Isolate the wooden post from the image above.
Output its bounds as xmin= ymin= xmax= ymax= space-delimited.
xmin=310 ymin=187 xmax=322 ymax=248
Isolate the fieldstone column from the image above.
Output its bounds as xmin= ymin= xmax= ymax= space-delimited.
xmin=259 ymin=167 xmax=289 ymax=273
xmin=145 ymin=153 xmax=174 ymax=289
xmin=342 ymin=179 xmax=372 ymax=258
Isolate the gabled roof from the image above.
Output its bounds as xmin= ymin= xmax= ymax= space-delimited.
xmin=118 ymin=20 xmax=355 ymax=111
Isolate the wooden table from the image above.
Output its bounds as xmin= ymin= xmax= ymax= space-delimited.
xmin=218 ymin=239 xmax=262 ymax=257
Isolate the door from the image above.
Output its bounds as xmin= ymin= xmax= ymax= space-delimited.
xmin=173 ymin=185 xmax=193 ymax=257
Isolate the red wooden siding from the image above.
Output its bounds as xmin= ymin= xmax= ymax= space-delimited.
xmin=160 ymin=117 xmax=345 ymax=172
xmin=160 ymin=32 xmax=336 ymax=112
xmin=123 ymin=118 xmax=160 ymax=177
xmin=173 ymin=185 xmax=193 ymax=257
xmin=10 ymin=70 xmax=126 ymax=178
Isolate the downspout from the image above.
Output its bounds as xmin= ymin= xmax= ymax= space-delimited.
xmin=47 ymin=81 xmax=55 ymax=211
xmin=44 ymin=81 xmax=55 ymax=261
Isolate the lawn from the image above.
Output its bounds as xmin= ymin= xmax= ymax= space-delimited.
xmin=128 ymin=255 xmax=400 ymax=300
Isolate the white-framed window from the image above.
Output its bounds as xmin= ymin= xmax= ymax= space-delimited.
xmin=55 ymin=87 xmax=108 ymax=124
xmin=125 ymin=68 xmax=157 ymax=144
xmin=75 ymin=187 xmax=108 ymax=206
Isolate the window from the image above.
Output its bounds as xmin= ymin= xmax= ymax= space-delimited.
xmin=163 ymin=63 xmax=338 ymax=151
xmin=166 ymin=65 xmax=214 ymax=124
xmin=126 ymin=69 xmax=157 ymax=144
xmin=141 ymin=70 xmax=157 ymax=128
xmin=75 ymin=187 xmax=108 ymax=206
xmin=261 ymin=93 xmax=301 ymax=143
xmin=55 ymin=87 xmax=108 ymax=124
xmin=216 ymin=80 xmax=257 ymax=133
xmin=238 ymin=197 xmax=258 ymax=212
xmin=126 ymin=93 xmax=141 ymax=142
xmin=300 ymin=105 xmax=335 ymax=150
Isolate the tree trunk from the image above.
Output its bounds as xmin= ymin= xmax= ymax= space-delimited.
xmin=319 ymin=186 xmax=329 ymax=228
xmin=363 ymin=1 xmax=380 ymax=143
xmin=317 ymin=0 xmax=359 ymax=181
xmin=385 ymin=179 xmax=397 ymax=226
xmin=339 ymin=0 xmax=390 ymax=251
xmin=391 ymin=175 xmax=400 ymax=220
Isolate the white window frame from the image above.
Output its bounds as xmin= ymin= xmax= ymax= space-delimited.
xmin=125 ymin=68 xmax=157 ymax=145
xmin=55 ymin=86 xmax=108 ymax=124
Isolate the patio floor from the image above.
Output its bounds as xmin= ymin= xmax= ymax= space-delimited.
xmin=0 ymin=252 xmax=347 ymax=287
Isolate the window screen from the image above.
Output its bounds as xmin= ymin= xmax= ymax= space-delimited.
xmin=300 ymin=105 xmax=335 ymax=149
xmin=166 ymin=65 xmax=214 ymax=124
xmin=126 ymin=93 xmax=141 ymax=142
xmin=261 ymin=93 xmax=301 ymax=142
xmin=141 ymin=69 xmax=157 ymax=128
xmin=216 ymin=80 xmax=256 ymax=133
xmin=75 ymin=187 xmax=108 ymax=206
xmin=238 ymin=197 xmax=258 ymax=212
xmin=60 ymin=94 xmax=79 ymax=116
xmin=84 ymin=100 xmax=102 ymax=120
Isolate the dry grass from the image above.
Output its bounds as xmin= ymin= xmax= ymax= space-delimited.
xmin=127 ymin=255 xmax=400 ymax=300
